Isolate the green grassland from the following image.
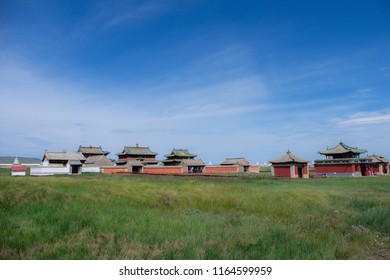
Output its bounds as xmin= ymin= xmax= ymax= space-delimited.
xmin=0 ymin=173 xmax=389 ymax=259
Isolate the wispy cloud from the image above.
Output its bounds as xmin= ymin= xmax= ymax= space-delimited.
xmin=96 ymin=0 xmax=168 ymax=27
xmin=339 ymin=112 xmax=390 ymax=126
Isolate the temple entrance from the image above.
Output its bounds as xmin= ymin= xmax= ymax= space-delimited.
xmin=132 ymin=166 xmax=142 ymax=174
xmin=361 ymin=165 xmax=367 ymax=176
xmin=71 ymin=165 xmax=81 ymax=174
xmin=297 ymin=166 xmax=303 ymax=178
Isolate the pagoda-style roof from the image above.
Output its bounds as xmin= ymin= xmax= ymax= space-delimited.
xmin=78 ymin=145 xmax=109 ymax=156
xmin=319 ymin=142 xmax=366 ymax=155
xmin=221 ymin=158 xmax=250 ymax=166
xmin=164 ymin=149 xmax=196 ymax=158
xmin=269 ymin=151 xmax=310 ymax=164
xmin=117 ymin=145 xmax=158 ymax=156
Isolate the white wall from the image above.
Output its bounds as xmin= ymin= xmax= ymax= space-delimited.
xmin=11 ymin=171 xmax=26 ymax=176
xmin=82 ymin=166 xmax=100 ymax=173
xmin=30 ymin=167 xmax=69 ymax=176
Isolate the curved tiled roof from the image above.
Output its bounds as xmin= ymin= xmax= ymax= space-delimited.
xmin=269 ymin=151 xmax=310 ymax=164
xmin=318 ymin=142 xmax=366 ymax=155
xmin=117 ymin=145 xmax=157 ymax=156
xmin=164 ymin=149 xmax=196 ymax=158
xmin=78 ymin=145 xmax=109 ymax=155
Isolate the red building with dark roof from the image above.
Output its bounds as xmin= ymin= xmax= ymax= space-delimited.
xmin=162 ymin=149 xmax=197 ymax=166
xmin=116 ymin=144 xmax=158 ymax=166
xmin=78 ymin=145 xmax=109 ymax=158
xmin=269 ymin=151 xmax=310 ymax=178
xmin=314 ymin=141 xmax=373 ymax=177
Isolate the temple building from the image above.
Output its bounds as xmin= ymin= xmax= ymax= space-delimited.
xmin=116 ymin=144 xmax=158 ymax=166
xmin=161 ymin=149 xmax=205 ymax=173
xmin=221 ymin=157 xmax=251 ymax=172
xmin=314 ymin=141 xmax=373 ymax=177
xmin=30 ymin=151 xmax=86 ymax=175
xmin=162 ymin=149 xmax=197 ymax=166
xmin=78 ymin=145 xmax=109 ymax=158
xmin=366 ymin=155 xmax=389 ymax=175
xmin=269 ymin=151 xmax=310 ymax=178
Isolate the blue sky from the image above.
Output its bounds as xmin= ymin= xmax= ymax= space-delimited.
xmin=1 ymin=0 xmax=389 ymax=164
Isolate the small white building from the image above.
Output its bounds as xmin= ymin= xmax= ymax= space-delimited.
xmin=31 ymin=151 xmax=86 ymax=176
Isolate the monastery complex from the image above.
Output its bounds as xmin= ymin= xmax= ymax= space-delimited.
xmin=4 ymin=141 xmax=389 ymax=178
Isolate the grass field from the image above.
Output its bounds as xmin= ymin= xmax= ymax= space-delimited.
xmin=0 ymin=172 xmax=389 ymax=259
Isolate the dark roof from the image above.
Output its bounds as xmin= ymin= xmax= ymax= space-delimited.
xmin=78 ymin=145 xmax=109 ymax=155
xmin=44 ymin=152 xmax=86 ymax=161
xmin=117 ymin=145 xmax=157 ymax=156
xmin=319 ymin=142 xmax=367 ymax=155
xmin=269 ymin=151 xmax=310 ymax=164
xmin=164 ymin=149 xmax=196 ymax=158
xmin=221 ymin=158 xmax=250 ymax=166
xmin=161 ymin=159 xmax=182 ymax=164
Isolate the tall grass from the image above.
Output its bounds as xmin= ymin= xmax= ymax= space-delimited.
xmin=0 ymin=174 xmax=389 ymax=259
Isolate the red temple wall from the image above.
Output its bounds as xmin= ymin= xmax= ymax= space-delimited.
xmin=274 ymin=166 xmax=291 ymax=178
xmin=314 ymin=164 xmax=354 ymax=174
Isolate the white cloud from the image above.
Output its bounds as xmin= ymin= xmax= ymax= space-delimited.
xmin=95 ymin=0 xmax=169 ymax=27
xmin=339 ymin=112 xmax=390 ymax=126
xmin=0 ymin=52 xmax=269 ymax=160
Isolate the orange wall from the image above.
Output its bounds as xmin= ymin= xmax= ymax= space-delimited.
xmin=204 ymin=166 xmax=239 ymax=173
xmin=102 ymin=167 xmax=127 ymax=174
xmin=249 ymin=166 xmax=260 ymax=173
xmin=143 ymin=166 xmax=183 ymax=174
